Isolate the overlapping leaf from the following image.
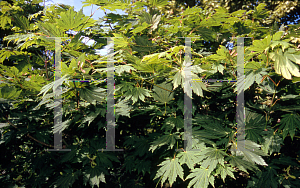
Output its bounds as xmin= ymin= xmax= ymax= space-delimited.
xmin=124 ymin=86 xmax=151 ymax=104
xmin=200 ymin=147 xmax=228 ymax=172
xmin=247 ymin=165 xmax=280 ymax=188
xmin=152 ymin=82 xmax=174 ymax=104
xmin=78 ymin=86 xmax=106 ymax=104
xmin=54 ymin=170 xmax=81 ymax=188
xmin=230 ymin=140 xmax=268 ymax=166
xmin=216 ymin=164 xmax=236 ymax=182
xmin=56 ymin=8 xmax=95 ymax=31
xmin=261 ymin=134 xmax=283 ymax=155
xmin=149 ymin=133 xmax=180 ymax=152
xmin=177 ymin=150 xmax=203 ymax=170
xmin=0 ymin=85 xmax=22 ymax=100
xmin=115 ymin=64 xmax=136 ymax=76
xmin=172 ymin=69 xmax=208 ymax=97
xmin=83 ymin=167 xmax=106 ymax=187
xmin=226 ymin=155 xmax=259 ymax=173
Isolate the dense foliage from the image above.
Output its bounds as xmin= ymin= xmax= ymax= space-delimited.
xmin=1 ymin=0 xmax=300 ymax=187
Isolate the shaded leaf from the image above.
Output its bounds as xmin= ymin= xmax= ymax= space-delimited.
xmin=261 ymin=134 xmax=283 ymax=155
xmin=226 ymin=155 xmax=259 ymax=173
xmin=278 ymin=113 xmax=300 ymax=140
xmin=149 ymin=133 xmax=180 ymax=152
xmin=152 ymin=82 xmax=174 ymax=104
xmin=216 ymin=164 xmax=236 ymax=182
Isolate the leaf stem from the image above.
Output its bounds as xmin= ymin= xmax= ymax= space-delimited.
xmin=155 ymin=175 xmax=164 ymax=188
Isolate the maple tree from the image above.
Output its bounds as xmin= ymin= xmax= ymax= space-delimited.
xmin=1 ymin=0 xmax=300 ymax=187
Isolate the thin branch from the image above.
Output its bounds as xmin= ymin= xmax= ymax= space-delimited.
xmin=3 ymin=115 xmax=54 ymax=148
xmin=142 ymin=79 xmax=173 ymax=93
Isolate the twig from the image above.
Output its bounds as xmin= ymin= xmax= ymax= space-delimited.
xmin=142 ymin=79 xmax=173 ymax=93
xmin=3 ymin=115 xmax=54 ymax=148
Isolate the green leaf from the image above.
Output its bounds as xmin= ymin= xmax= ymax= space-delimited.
xmin=278 ymin=113 xmax=300 ymax=140
xmin=172 ymin=70 xmax=183 ymax=90
xmin=115 ymin=99 xmax=132 ymax=120
xmin=163 ymin=116 xmax=184 ymax=132
xmin=134 ymin=158 xmax=152 ymax=176
xmin=231 ymin=10 xmax=246 ymax=17
xmin=125 ymin=135 xmax=149 ymax=157
xmin=226 ymin=155 xmax=259 ymax=173
xmin=0 ymin=50 xmax=15 ymax=63
xmin=186 ymin=167 xmax=214 ymax=188
xmin=216 ymin=164 xmax=236 ymax=182
xmin=95 ymin=152 xmax=120 ymax=168
xmin=132 ymin=35 xmax=154 ymax=53
xmin=245 ymin=110 xmax=265 ymax=143
xmin=200 ymin=147 xmax=228 ymax=172
xmin=154 ymin=157 xmax=184 ymax=188
xmin=37 ymin=74 xmax=69 ymax=98
xmin=83 ymin=166 xmax=106 ymax=187
xmin=261 ymin=134 xmax=283 ymax=155
xmin=258 ymin=76 xmax=278 ymax=94
xmin=56 ymin=8 xmax=95 ymax=31
xmin=0 ymin=15 xmax=11 ymax=29
xmin=152 ymin=82 xmax=174 ymax=104
xmin=172 ymin=70 xmax=207 ymax=97
xmin=4 ymin=33 xmax=35 ymax=46
xmin=37 ymin=21 xmax=64 ymax=37
xmin=55 ymin=170 xmax=81 ymax=188
xmin=149 ymin=0 xmax=169 ymax=8
xmin=12 ymin=15 xmax=31 ymax=31
xmin=252 ymin=3 xmax=269 ymax=19
xmin=79 ymin=86 xmax=106 ymax=104
xmin=113 ymin=33 xmax=129 ymax=48
xmin=130 ymin=22 xmax=151 ymax=34
xmin=149 ymin=133 xmax=180 ymax=152
xmin=81 ymin=107 xmax=106 ymax=126
xmin=115 ymin=81 xmax=135 ymax=93
xmin=248 ymin=35 xmax=271 ymax=53
xmin=124 ymin=87 xmax=151 ymax=104
xmin=208 ymin=46 xmax=229 ymax=61
xmin=197 ymin=27 xmax=217 ymax=41
xmin=0 ymin=85 xmax=22 ymax=99
xmin=177 ymin=150 xmax=202 ymax=170
xmin=247 ymin=165 xmax=280 ymax=188
xmin=230 ymin=140 xmax=268 ymax=166
xmin=62 ymin=59 xmax=76 ymax=76
xmin=192 ymin=115 xmax=231 ymax=145
xmin=191 ymin=74 xmax=208 ymax=97
xmin=270 ymin=40 xmax=291 ymax=52
xmin=53 ymin=119 xmax=71 ymax=134
xmin=280 ymin=94 xmax=300 ymax=101
xmin=244 ymin=62 xmax=268 ymax=90
xmin=115 ymin=64 xmax=136 ymax=76
xmin=60 ymin=149 xmax=77 ymax=163
xmin=269 ymin=48 xmax=300 ymax=80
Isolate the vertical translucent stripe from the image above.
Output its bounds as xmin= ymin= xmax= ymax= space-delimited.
xmin=184 ymin=38 xmax=193 ymax=151
xmin=48 ymin=37 xmax=70 ymax=151
xmin=236 ymin=37 xmax=245 ymax=153
xmin=104 ymin=37 xmax=123 ymax=151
